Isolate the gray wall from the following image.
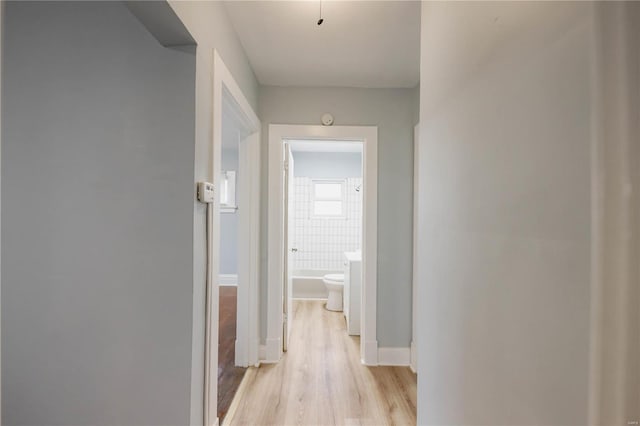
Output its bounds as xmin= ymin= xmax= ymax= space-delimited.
xmin=292 ymin=152 xmax=362 ymax=178
xmin=418 ymin=2 xmax=592 ymax=424
xmin=259 ymin=86 xmax=415 ymax=348
xmin=220 ymin=148 xmax=239 ymax=275
xmin=2 ymin=2 xmax=195 ymax=424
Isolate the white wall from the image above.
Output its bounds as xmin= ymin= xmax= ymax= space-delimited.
xmin=418 ymin=2 xmax=593 ymax=424
xmin=589 ymin=3 xmax=640 ymax=424
xmin=291 ymin=177 xmax=362 ymax=272
xmin=290 ymin=152 xmax=363 ymax=272
xmin=292 ymin=152 xmax=362 ymax=178
xmin=259 ymin=86 xmax=416 ymax=349
xmin=2 ymin=2 xmax=195 ymax=424
xmin=168 ymin=3 xmax=259 ymax=423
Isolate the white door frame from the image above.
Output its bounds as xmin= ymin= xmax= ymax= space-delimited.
xmin=266 ymin=124 xmax=379 ymax=365
xmin=411 ymin=123 xmax=419 ymax=374
xmin=203 ymin=49 xmax=261 ymax=426
xmin=0 ymin=3 xmax=4 ymax=419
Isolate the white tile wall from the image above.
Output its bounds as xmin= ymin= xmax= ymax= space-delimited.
xmin=291 ymin=177 xmax=362 ymax=271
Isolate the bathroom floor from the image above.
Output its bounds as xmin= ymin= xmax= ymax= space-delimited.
xmin=222 ymin=300 xmax=417 ymax=425
xmin=218 ymin=286 xmax=247 ymax=420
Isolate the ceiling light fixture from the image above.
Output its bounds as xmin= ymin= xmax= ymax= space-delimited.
xmin=317 ymin=0 xmax=324 ymax=25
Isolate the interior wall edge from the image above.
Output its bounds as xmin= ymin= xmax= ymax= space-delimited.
xmin=589 ymin=2 xmax=640 ymax=424
xmin=0 ymin=0 xmax=4 ymax=421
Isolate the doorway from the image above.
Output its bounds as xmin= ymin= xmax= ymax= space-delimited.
xmin=201 ymin=50 xmax=261 ymax=426
xmin=266 ymin=125 xmax=379 ymax=365
xmin=216 ymin=93 xmax=250 ymax=420
xmin=283 ymin=141 xmax=364 ymax=351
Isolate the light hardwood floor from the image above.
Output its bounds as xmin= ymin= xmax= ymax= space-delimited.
xmin=223 ymin=300 xmax=417 ymax=426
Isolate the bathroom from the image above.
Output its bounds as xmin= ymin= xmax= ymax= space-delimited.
xmin=287 ymin=140 xmax=363 ymax=335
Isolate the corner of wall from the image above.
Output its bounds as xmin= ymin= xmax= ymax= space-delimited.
xmin=0 ymin=1 xmax=4 ymax=421
xmin=412 ymin=84 xmax=420 ymax=126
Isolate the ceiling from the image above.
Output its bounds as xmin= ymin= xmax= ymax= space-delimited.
xmin=223 ymin=1 xmax=421 ymax=88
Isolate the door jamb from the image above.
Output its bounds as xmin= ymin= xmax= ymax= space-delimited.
xmin=411 ymin=123 xmax=419 ymax=374
xmin=0 ymin=3 xmax=4 ymax=418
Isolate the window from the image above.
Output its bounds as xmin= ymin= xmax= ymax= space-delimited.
xmin=312 ymin=180 xmax=345 ymax=217
xmin=221 ymin=171 xmax=236 ymax=213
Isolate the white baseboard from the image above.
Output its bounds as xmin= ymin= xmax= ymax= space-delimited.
xmin=378 ymin=347 xmax=411 ymax=366
xmin=362 ymin=340 xmax=379 ymax=366
xmin=234 ymin=339 xmax=242 ymax=367
xmin=262 ymin=337 xmax=281 ymax=363
xmin=236 ymin=339 xmax=260 ymax=368
xmin=258 ymin=344 xmax=266 ymax=361
xmin=219 ymin=274 xmax=238 ymax=286
xmin=410 ymin=341 xmax=417 ymax=373
xmin=250 ymin=339 xmax=260 ymax=367
xmin=234 ymin=339 xmax=250 ymax=368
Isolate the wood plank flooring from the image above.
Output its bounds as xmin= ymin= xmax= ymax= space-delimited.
xmin=218 ymin=286 xmax=247 ymax=420
xmin=223 ymin=300 xmax=417 ymax=426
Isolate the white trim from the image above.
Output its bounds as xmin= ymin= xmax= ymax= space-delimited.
xmin=263 ymin=338 xmax=282 ymax=364
xmin=219 ymin=274 xmax=238 ymax=286
xmin=200 ymin=49 xmax=261 ymax=426
xmin=412 ymin=123 xmax=420 ymax=375
xmin=378 ymin=347 xmax=411 ymax=366
xmin=0 ymin=2 xmax=4 ymax=418
xmin=410 ymin=341 xmax=417 ymax=373
xmin=236 ymin=130 xmax=261 ymax=369
xmin=267 ymin=124 xmax=378 ymax=366
xmin=362 ymin=340 xmax=379 ymax=366
xmin=588 ymin=5 xmax=640 ymax=423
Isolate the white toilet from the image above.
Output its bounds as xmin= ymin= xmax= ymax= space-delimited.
xmin=323 ymin=273 xmax=344 ymax=311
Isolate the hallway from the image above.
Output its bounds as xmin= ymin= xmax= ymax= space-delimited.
xmin=223 ymin=301 xmax=416 ymax=425
xmin=3 ymin=2 xmax=639 ymax=425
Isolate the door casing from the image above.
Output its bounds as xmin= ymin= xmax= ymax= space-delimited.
xmin=266 ymin=124 xmax=379 ymax=365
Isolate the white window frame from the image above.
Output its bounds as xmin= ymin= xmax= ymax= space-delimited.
xmin=310 ymin=179 xmax=346 ymax=219
xmin=220 ymin=170 xmax=237 ymax=213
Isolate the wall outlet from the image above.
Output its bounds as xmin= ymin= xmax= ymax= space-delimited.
xmin=197 ymin=182 xmax=215 ymax=203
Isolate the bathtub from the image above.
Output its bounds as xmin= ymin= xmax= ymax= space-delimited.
xmin=292 ymin=269 xmax=343 ymax=299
